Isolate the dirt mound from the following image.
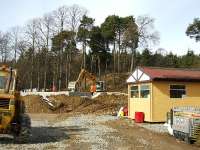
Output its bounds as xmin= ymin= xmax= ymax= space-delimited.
xmin=102 ymin=73 xmax=129 ymax=93
xmin=22 ymin=95 xmax=83 ymax=113
xmin=69 ymin=94 xmax=127 ymax=115
xmin=22 ymin=94 xmax=127 ymax=115
xmin=22 ymin=95 xmax=52 ymax=113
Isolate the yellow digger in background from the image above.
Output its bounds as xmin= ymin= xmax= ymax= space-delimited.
xmin=68 ymin=69 xmax=105 ymax=92
xmin=0 ymin=65 xmax=31 ymax=143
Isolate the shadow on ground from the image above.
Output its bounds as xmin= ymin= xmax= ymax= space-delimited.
xmin=0 ymin=125 xmax=88 ymax=144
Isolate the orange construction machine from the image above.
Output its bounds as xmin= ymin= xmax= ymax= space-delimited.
xmin=68 ymin=69 xmax=105 ymax=92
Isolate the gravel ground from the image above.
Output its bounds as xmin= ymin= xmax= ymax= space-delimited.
xmin=0 ymin=114 xmax=198 ymax=150
xmin=121 ymin=118 xmax=168 ymax=133
xmin=53 ymin=114 xmax=119 ymax=150
xmin=138 ymin=123 xmax=168 ymax=133
xmin=106 ymin=118 xmax=200 ymax=150
xmin=0 ymin=115 xmax=69 ymax=150
xmin=0 ymin=114 xmax=119 ymax=150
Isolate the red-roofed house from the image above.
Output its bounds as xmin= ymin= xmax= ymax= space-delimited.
xmin=126 ymin=67 xmax=200 ymax=122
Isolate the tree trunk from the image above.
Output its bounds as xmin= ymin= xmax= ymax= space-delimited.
xmin=66 ymin=46 xmax=72 ymax=90
xmin=53 ymin=70 xmax=55 ymax=91
xmin=37 ymin=52 xmax=40 ymax=91
xmin=58 ymin=44 xmax=63 ymax=91
xmin=65 ymin=64 xmax=68 ymax=90
xmin=118 ymin=32 xmax=121 ymax=73
xmin=68 ymin=47 xmax=72 ymax=88
xmin=83 ymin=41 xmax=86 ymax=69
xmin=68 ymin=60 xmax=70 ymax=87
xmin=113 ymin=41 xmax=116 ymax=73
xmin=44 ymin=70 xmax=47 ymax=91
xmin=105 ymin=59 xmax=108 ymax=74
xmin=44 ymin=49 xmax=48 ymax=92
xmin=113 ymin=41 xmax=116 ymax=87
xmin=90 ymin=55 xmax=94 ymax=73
xmin=83 ymin=41 xmax=86 ymax=90
xmin=44 ymin=24 xmax=50 ymax=92
xmin=124 ymin=47 xmax=128 ymax=72
xmin=30 ymin=39 xmax=35 ymax=92
xmin=58 ymin=62 xmax=62 ymax=91
xmin=52 ymin=58 xmax=57 ymax=91
xmin=130 ymin=47 xmax=136 ymax=72
xmin=130 ymin=48 xmax=134 ymax=72
xmin=14 ymin=37 xmax=17 ymax=64
xmin=37 ymin=71 xmax=40 ymax=91
xmin=81 ymin=42 xmax=84 ymax=69
xmin=65 ymin=52 xmax=69 ymax=89
xmin=98 ymin=56 xmax=101 ymax=79
xmin=56 ymin=60 xmax=59 ymax=90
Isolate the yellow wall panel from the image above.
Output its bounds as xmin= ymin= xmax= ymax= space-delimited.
xmin=128 ymin=81 xmax=200 ymax=122
xmin=152 ymin=81 xmax=200 ymax=122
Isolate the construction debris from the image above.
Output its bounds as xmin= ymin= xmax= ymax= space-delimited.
xmin=166 ymin=106 xmax=200 ymax=144
xmin=22 ymin=94 xmax=127 ymax=115
xmin=42 ymin=96 xmax=64 ymax=111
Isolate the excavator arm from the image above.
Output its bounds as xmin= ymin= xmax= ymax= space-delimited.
xmin=68 ymin=69 xmax=105 ymax=92
xmin=75 ymin=69 xmax=96 ymax=91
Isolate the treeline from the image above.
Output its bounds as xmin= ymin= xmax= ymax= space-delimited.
xmin=134 ymin=49 xmax=200 ymax=68
xmin=16 ymin=47 xmax=200 ymax=91
xmin=0 ymin=4 xmax=198 ymax=91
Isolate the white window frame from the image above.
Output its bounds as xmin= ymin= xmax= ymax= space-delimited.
xmin=130 ymin=85 xmax=139 ymax=98
xmin=140 ymin=84 xmax=150 ymax=99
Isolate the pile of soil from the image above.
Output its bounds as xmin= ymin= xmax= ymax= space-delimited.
xmin=22 ymin=94 xmax=127 ymax=115
xmin=75 ymin=94 xmax=127 ymax=115
xmin=22 ymin=95 xmax=52 ymax=113
xmin=102 ymin=73 xmax=129 ymax=93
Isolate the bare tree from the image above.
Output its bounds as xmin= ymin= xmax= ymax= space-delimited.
xmin=37 ymin=13 xmax=55 ymax=91
xmin=17 ymin=39 xmax=27 ymax=58
xmin=53 ymin=5 xmax=70 ymax=91
xmin=25 ymin=19 xmax=39 ymax=91
xmin=65 ymin=4 xmax=86 ymax=89
xmin=123 ymin=22 xmax=138 ymax=72
xmin=137 ymin=15 xmax=160 ymax=48
xmin=0 ymin=32 xmax=11 ymax=63
xmin=67 ymin=4 xmax=87 ymax=32
xmin=10 ymin=26 xmax=22 ymax=64
xmin=53 ymin=5 xmax=69 ymax=32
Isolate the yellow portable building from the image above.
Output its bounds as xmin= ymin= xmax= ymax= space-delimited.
xmin=127 ymin=67 xmax=200 ymax=122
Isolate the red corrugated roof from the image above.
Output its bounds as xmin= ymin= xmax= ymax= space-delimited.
xmin=139 ymin=67 xmax=200 ymax=81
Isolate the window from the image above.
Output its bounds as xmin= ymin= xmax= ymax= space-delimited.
xmin=170 ymin=85 xmax=186 ymax=98
xmin=140 ymin=85 xmax=150 ymax=98
xmin=130 ymin=86 xmax=139 ymax=98
xmin=0 ymin=71 xmax=15 ymax=91
xmin=0 ymin=76 xmax=8 ymax=89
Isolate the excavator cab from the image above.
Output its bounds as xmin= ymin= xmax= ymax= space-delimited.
xmin=0 ymin=66 xmax=31 ymax=143
xmin=96 ymin=81 xmax=105 ymax=92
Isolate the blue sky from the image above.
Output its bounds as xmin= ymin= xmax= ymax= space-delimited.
xmin=0 ymin=0 xmax=200 ymax=55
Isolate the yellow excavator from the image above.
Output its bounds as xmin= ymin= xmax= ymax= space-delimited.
xmin=68 ymin=69 xmax=105 ymax=92
xmin=0 ymin=65 xmax=31 ymax=143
